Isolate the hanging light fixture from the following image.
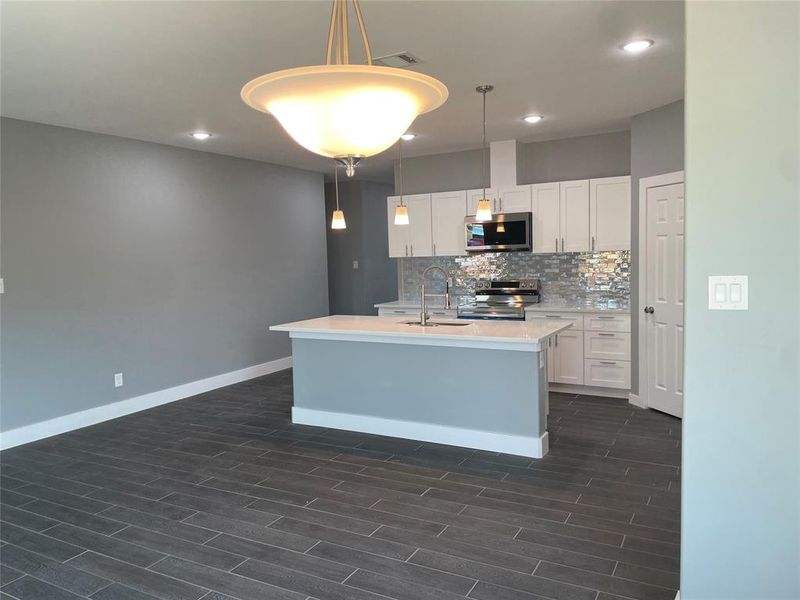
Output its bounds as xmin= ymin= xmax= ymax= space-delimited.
xmin=241 ymin=0 xmax=449 ymax=177
xmin=394 ymin=137 xmax=409 ymax=225
xmin=474 ymin=85 xmax=494 ymax=221
xmin=331 ymin=163 xmax=347 ymax=229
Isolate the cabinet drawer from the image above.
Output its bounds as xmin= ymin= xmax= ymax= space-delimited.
xmin=378 ymin=308 xmax=419 ymax=317
xmin=584 ymin=313 xmax=631 ymax=332
xmin=584 ymin=359 xmax=631 ymax=389
xmin=526 ymin=312 xmax=584 ymax=330
xmin=583 ymin=331 xmax=631 ymax=360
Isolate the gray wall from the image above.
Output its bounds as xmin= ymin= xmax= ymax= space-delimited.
xmin=629 ymin=100 xmax=685 ymax=393
xmin=1 ymin=118 xmax=329 ymax=433
xmin=394 ymin=131 xmax=630 ymax=194
xmin=325 ymin=179 xmax=396 ymax=315
xmin=682 ymin=3 xmax=799 ymax=598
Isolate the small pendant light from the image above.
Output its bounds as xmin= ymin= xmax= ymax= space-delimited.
xmin=475 ymin=84 xmax=494 ymax=222
xmin=331 ymin=163 xmax=347 ymax=229
xmin=394 ymin=137 xmax=410 ymax=225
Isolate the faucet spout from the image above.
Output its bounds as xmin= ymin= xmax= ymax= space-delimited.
xmin=420 ymin=266 xmax=451 ymax=326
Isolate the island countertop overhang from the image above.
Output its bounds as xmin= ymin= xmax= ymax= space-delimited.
xmin=270 ymin=315 xmax=572 ymax=352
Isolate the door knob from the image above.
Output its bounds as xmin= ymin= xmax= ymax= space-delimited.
xmin=644 ymin=306 xmax=655 ymax=314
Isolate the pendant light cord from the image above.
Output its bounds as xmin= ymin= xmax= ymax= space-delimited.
xmin=398 ymin=138 xmax=404 ymax=207
xmin=326 ymin=0 xmax=373 ymax=66
xmin=481 ymin=89 xmax=487 ymax=199
xmin=334 ymin=163 xmax=340 ymax=210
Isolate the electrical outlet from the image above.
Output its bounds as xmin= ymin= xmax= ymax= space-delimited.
xmin=114 ymin=373 xmax=124 ymax=388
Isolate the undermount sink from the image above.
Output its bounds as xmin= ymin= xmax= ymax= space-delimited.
xmin=401 ymin=320 xmax=472 ymax=327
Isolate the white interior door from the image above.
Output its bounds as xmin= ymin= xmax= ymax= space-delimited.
xmin=644 ymin=181 xmax=685 ymax=417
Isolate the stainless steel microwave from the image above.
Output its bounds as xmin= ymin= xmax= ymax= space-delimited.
xmin=465 ymin=212 xmax=532 ymax=252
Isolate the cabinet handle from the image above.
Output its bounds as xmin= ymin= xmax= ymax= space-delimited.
xmin=555 ymin=335 xmax=558 ymax=347
xmin=561 ymin=237 xmax=565 ymax=252
xmin=591 ymin=236 xmax=595 ymax=251
xmin=405 ymin=244 xmax=408 ymax=257
xmin=600 ymin=361 xmax=617 ymax=365
xmin=392 ymin=310 xmax=406 ymax=314
xmin=555 ymin=237 xmax=558 ymax=252
xmin=598 ymin=333 xmax=616 ymax=337
xmin=596 ymin=316 xmax=615 ymax=320
xmin=433 ymin=243 xmax=436 ymax=255
xmin=545 ymin=315 xmax=563 ymax=318
xmin=410 ymin=244 xmax=414 ymax=256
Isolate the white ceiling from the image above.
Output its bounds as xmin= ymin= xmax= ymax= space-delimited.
xmin=1 ymin=1 xmax=684 ymax=182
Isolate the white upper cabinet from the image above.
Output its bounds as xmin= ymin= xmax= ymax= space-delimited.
xmin=386 ymin=194 xmax=433 ymax=257
xmin=497 ymin=185 xmax=532 ymax=213
xmin=590 ymin=176 xmax=631 ymax=251
xmin=431 ymin=191 xmax=467 ymax=256
xmin=559 ymin=179 xmax=591 ymax=252
xmin=531 ymin=182 xmax=560 ymax=253
xmin=466 ymin=188 xmax=497 ymax=215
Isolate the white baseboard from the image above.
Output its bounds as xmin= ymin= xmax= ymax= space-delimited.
xmin=629 ymin=392 xmax=647 ymax=409
xmin=550 ymin=383 xmax=629 ymax=399
xmin=0 ymin=356 xmax=292 ymax=451
xmin=292 ymin=406 xmax=549 ymax=458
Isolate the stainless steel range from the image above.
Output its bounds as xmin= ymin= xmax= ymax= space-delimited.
xmin=458 ymin=279 xmax=540 ymax=320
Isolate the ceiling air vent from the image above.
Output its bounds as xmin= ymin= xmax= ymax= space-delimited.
xmin=372 ymin=52 xmax=422 ymax=68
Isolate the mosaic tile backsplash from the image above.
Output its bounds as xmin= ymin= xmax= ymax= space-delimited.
xmin=398 ymin=251 xmax=630 ymax=308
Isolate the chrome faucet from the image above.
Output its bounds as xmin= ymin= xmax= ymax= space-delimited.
xmin=420 ymin=265 xmax=452 ymax=326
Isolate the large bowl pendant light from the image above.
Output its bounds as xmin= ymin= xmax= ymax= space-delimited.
xmin=241 ymin=0 xmax=448 ymax=177
xmin=474 ymin=84 xmax=494 ymax=222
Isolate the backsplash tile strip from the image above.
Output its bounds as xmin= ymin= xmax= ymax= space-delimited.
xmin=398 ymin=251 xmax=630 ymax=308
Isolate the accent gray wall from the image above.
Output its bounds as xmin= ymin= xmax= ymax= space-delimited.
xmin=394 ymin=131 xmax=630 ymax=194
xmin=0 ymin=118 xmax=329 ymax=433
xmin=325 ymin=179 xmax=396 ymax=315
xmin=682 ymin=3 xmax=799 ymax=598
xmin=629 ymin=101 xmax=685 ymax=394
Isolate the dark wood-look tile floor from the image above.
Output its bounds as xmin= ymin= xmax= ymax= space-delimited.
xmin=0 ymin=369 xmax=681 ymax=600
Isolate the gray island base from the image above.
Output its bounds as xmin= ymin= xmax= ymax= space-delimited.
xmin=271 ymin=316 xmax=572 ymax=458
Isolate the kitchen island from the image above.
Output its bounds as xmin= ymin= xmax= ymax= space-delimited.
xmin=270 ymin=315 xmax=572 ymax=458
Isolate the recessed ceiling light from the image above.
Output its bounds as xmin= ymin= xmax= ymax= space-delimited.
xmin=190 ymin=131 xmax=212 ymax=140
xmin=523 ymin=115 xmax=543 ymax=124
xmin=400 ymin=133 xmax=416 ymax=141
xmin=622 ymin=39 xmax=654 ymax=53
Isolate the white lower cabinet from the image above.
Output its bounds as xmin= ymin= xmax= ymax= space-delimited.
xmin=531 ymin=311 xmax=631 ymax=391
xmin=584 ymin=359 xmax=631 ymax=389
xmin=551 ymin=329 xmax=584 ymax=384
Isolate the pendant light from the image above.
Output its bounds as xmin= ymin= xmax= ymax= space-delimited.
xmin=241 ymin=0 xmax=449 ymax=177
xmin=394 ymin=137 xmax=409 ymax=225
xmin=331 ymin=163 xmax=346 ymax=229
xmin=474 ymin=85 xmax=494 ymax=222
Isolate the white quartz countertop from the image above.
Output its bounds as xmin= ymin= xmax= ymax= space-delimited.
xmin=271 ymin=315 xmax=571 ymax=352
xmin=375 ymin=300 xmax=629 ymax=314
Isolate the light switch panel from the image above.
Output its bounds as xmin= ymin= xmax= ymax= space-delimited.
xmin=708 ymin=275 xmax=748 ymax=310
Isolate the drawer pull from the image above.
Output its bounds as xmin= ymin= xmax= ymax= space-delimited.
xmin=596 ymin=316 xmax=616 ymax=320
xmin=545 ymin=315 xmax=563 ymax=319
xmin=599 ymin=361 xmax=617 ymax=365
xmin=598 ymin=333 xmax=616 ymax=337
xmin=392 ymin=310 xmax=407 ymax=314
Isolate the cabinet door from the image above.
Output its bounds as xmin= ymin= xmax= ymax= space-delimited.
xmin=405 ymin=194 xmax=433 ymax=257
xmin=559 ymin=180 xmax=590 ymax=252
xmin=590 ymin=176 xmax=631 ymax=251
xmin=553 ymin=329 xmax=584 ymax=384
xmin=497 ymin=185 xmax=532 ymax=213
xmin=386 ymin=196 xmax=410 ymax=257
xmin=431 ymin=191 xmax=467 ymax=256
xmin=467 ymin=188 xmax=497 ymax=215
xmin=531 ymin=183 xmax=560 ymax=253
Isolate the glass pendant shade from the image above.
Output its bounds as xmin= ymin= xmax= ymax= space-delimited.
xmin=475 ymin=199 xmax=493 ymax=221
xmin=242 ymin=65 xmax=447 ymax=159
xmin=394 ymin=204 xmax=409 ymax=225
xmin=496 ymin=222 xmax=506 ymax=233
xmin=331 ymin=209 xmax=347 ymax=229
